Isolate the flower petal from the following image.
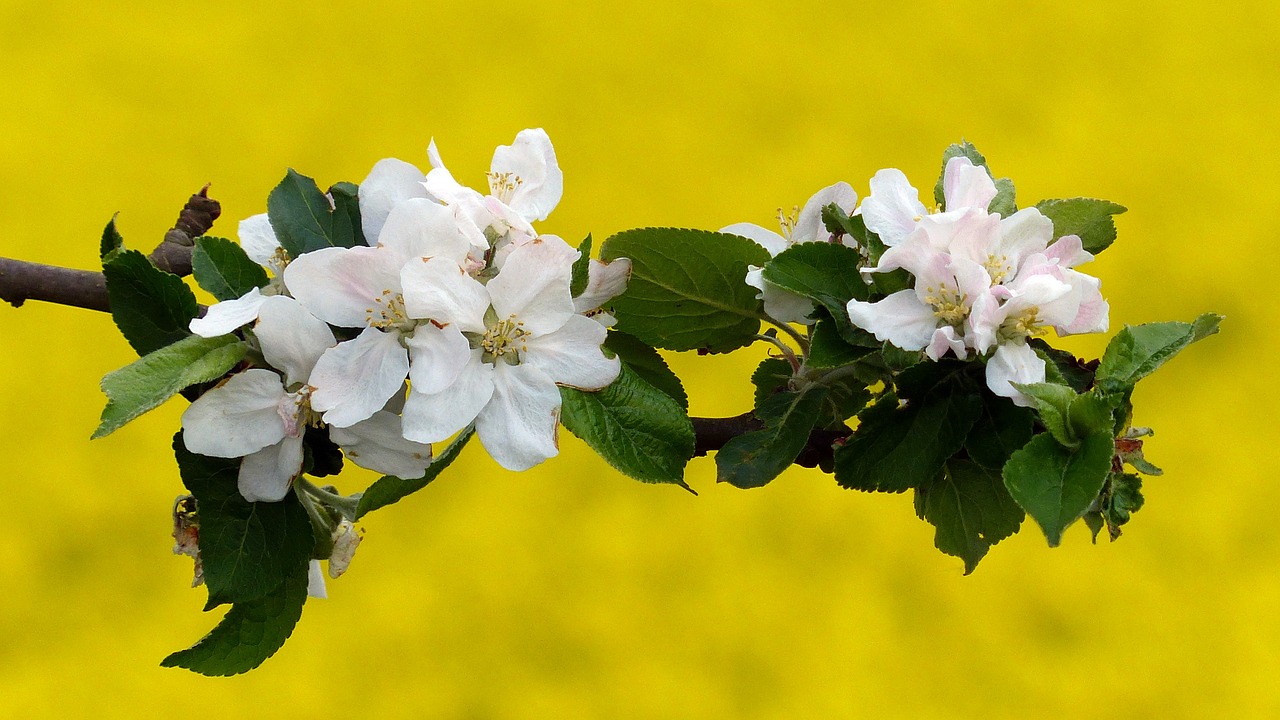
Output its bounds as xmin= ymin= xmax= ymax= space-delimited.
xmin=985 ymin=342 xmax=1046 ymax=407
xmin=926 ymin=325 xmax=968 ymax=361
xmin=490 ymin=128 xmax=563 ymax=222
xmin=189 ymin=287 xmax=268 ymax=337
xmin=720 ymin=222 xmax=789 ymax=256
xmin=238 ymin=214 xmax=282 ymax=267
xmin=998 ymin=208 xmax=1054 ymax=273
xmin=237 ymin=434 xmax=304 ymax=503
xmin=405 ymin=321 xmax=472 ymax=395
xmin=401 ymin=256 xmax=490 ymax=333
xmin=523 ymin=314 xmax=620 ymax=390
xmin=283 ymin=246 xmax=403 ymax=328
xmin=255 ymin=296 xmax=336 ymax=386
xmin=306 ymin=559 xmax=328 ymax=599
xmin=329 ymin=411 xmax=433 ymax=479
xmin=487 ymin=236 xmax=577 ymax=335
xmin=359 ymin=158 xmax=429 ymax=244
xmin=376 ymin=197 xmax=477 ymax=267
xmin=572 ymin=258 xmax=632 ymax=314
xmin=401 ymin=350 xmax=495 ymax=443
xmin=476 ymin=362 xmax=561 ymax=471
xmin=181 ymin=369 xmax=287 ymax=458
xmin=1044 ymin=234 xmax=1094 ymax=268
xmin=860 ymin=168 xmax=927 ymax=247
xmin=847 ymin=291 xmax=938 ymax=351
xmin=309 ymin=328 xmax=410 ymax=428
xmin=942 ymin=156 xmax=997 ymax=212
xmin=794 ymin=182 xmax=857 ymax=243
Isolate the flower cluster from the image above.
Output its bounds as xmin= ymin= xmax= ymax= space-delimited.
xmin=179 ymin=129 xmax=628 ymax=507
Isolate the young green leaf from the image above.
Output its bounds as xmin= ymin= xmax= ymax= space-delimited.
xmin=173 ymin=435 xmax=316 ymax=609
xmin=990 ymin=178 xmax=1017 ymax=217
xmin=93 ymin=334 xmax=246 ymax=439
xmin=1095 ymin=313 xmax=1223 ymax=393
xmin=355 ymin=427 xmax=475 ymax=519
xmin=599 ymin=228 xmax=770 ymax=353
xmin=328 ymin=181 xmax=365 ymax=248
xmin=100 ymin=216 xmax=124 ymax=260
xmin=1034 ymin=198 xmax=1127 ymax=254
xmin=560 ymin=366 xmax=696 ymax=487
xmin=103 ymin=248 xmax=200 ymax=355
xmin=191 ymin=236 xmax=269 ymax=302
xmin=964 ymin=394 xmax=1034 ymax=470
xmin=160 ymin=559 xmax=309 ymax=676
xmin=1002 ymin=431 xmax=1115 ymax=547
xmin=1015 ymin=382 xmax=1079 ymax=446
xmin=932 ymin=141 xmax=1016 ymax=216
xmin=267 ymin=169 xmax=357 ymax=257
xmin=761 ymin=242 xmax=876 ymax=344
xmin=571 ymin=234 xmax=593 ymax=297
xmin=1102 ymin=472 xmax=1145 ymax=540
xmin=603 ymin=331 xmax=688 ymax=410
xmin=716 ymin=387 xmax=827 ymax=489
xmin=1030 ymin=339 xmax=1095 ymax=393
xmin=915 ymin=460 xmax=1024 ymax=574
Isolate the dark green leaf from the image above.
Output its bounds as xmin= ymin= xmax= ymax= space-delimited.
xmin=1102 ymin=472 xmax=1145 ymax=540
xmin=603 ymin=331 xmax=687 ymax=410
xmin=817 ymin=372 xmax=872 ymax=428
xmin=1033 ymin=198 xmax=1127 ymax=255
xmin=1068 ymin=392 xmax=1114 ymax=438
xmin=716 ymin=387 xmax=826 ymax=489
xmin=267 ymin=169 xmax=356 ymax=258
xmin=964 ymin=395 xmax=1034 ymax=470
xmin=100 ymin=216 xmax=124 ymax=260
xmin=93 ymin=334 xmax=246 ymax=439
xmin=1030 ymin=339 xmax=1095 ymax=393
xmin=571 ymin=234 xmax=593 ymax=297
xmin=600 ymin=228 xmax=770 ymax=353
xmin=751 ymin=358 xmax=793 ymax=407
xmin=192 ymin=236 xmax=270 ymax=302
xmin=821 ymin=203 xmax=859 ymax=238
xmin=103 ymin=248 xmax=199 ymax=355
xmin=560 ymin=366 xmax=696 ymax=487
xmin=1095 ymin=313 xmax=1223 ymax=393
xmin=880 ymin=341 xmax=923 ymax=372
xmin=161 ymin=560 xmax=308 ymax=676
xmin=915 ymin=460 xmax=1024 ymax=574
xmin=173 ymin=435 xmax=315 ymax=609
xmin=1002 ymin=431 xmax=1115 ymax=547
xmin=355 ymin=427 xmax=475 ymax=519
xmin=807 ymin=315 xmax=874 ymax=369
xmin=328 ymin=181 xmax=365 ymax=248
xmin=762 ymin=242 xmax=874 ymax=342
xmin=1083 ymin=510 xmax=1105 ymax=543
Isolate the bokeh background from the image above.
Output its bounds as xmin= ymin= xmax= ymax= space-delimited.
xmin=0 ymin=1 xmax=1273 ymax=717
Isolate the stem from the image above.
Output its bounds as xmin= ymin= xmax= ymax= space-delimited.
xmin=297 ymin=477 xmax=362 ymax=523
xmin=764 ymin=318 xmax=809 ymax=354
xmin=753 ymin=333 xmax=801 ymax=372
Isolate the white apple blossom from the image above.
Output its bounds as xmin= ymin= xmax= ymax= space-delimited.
xmin=721 ymin=182 xmax=858 ymax=324
xmin=859 ymin=156 xmax=1000 ymax=248
xmin=188 ymin=214 xmax=290 ymax=338
xmin=397 ymin=235 xmax=620 ymax=471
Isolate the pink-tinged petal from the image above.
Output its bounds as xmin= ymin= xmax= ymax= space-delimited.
xmin=255 ymin=296 xmax=336 ymax=386
xmin=306 ymin=559 xmax=328 ymax=599
xmin=405 ymin=322 xmax=472 ymax=395
xmin=490 ymin=128 xmax=563 ymax=222
xmin=329 ymin=411 xmax=433 ymax=479
xmin=487 ymin=237 xmax=578 ymax=335
xmin=998 ymin=208 xmax=1055 ymax=271
xmin=283 ymin=246 xmax=403 ymax=328
xmin=950 ymin=256 xmax=994 ymax=300
xmin=942 ymin=156 xmax=997 ymax=212
xmin=359 ymin=158 xmax=429 ymax=243
xmin=401 ymin=351 xmax=495 ymax=443
xmin=523 ymin=314 xmax=620 ymax=390
xmin=181 ymin=369 xmax=287 ymax=458
xmin=309 ymin=328 xmax=409 ymax=428
xmin=926 ymin=326 xmax=968 ymax=361
xmin=860 ymin=168 xmax=927 ymax=247
xmin=794 ymin=182 xmax=857 ymax=243
xmin=476 ymin=363 xmax=561 ymax=471
xmin=1044 ymin=234 xmax=1094 ymax=269
xmin=1055 ymin=271 xmax=1109 ymax=335
xmin=189 ymin=287 xmax=268 ymax=337
xmin=871 ymin=228 xmax=943 ymax=276
xmin=238 ymin=434 xmax=304 ymax=503
xmin=572 ymin=258 xmax=631 ymax=314
xmin=847 ymin=291 xmax=938 ymax=351
xmin=376 ymin=197 xmax=475 ymax=267
xmin=238 ymin=214 xmax=281 ymax=267
xmin=401 ymin=256 xmax=490 ymax=333
xmin=986 ymin=343 xmax=1046 ymax=408
xmin=720 ymin=222 xmax=789 ymax=257
xmin=966 ymin=290 xmax=1006 ymax=354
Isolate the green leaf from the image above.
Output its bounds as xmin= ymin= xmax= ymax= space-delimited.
xmin=1102 ymin=472 xmax=1145 ymax=540
xmin=600 ymin=228 xmax=770 ymax=353
xmin=716 ymin=387 xmax=826 ymax=489
xmin=103 ymin=248 xmax=199 ymax=355
xmin=1095 ymin=313 xmax=1223 ymax=393
xmin=603 ymin=331 xmax=688 ymax=410
xmin=571 ymin=234 xmax=593 ymax=297
xmin=173 ymin=435 xmax=316 ymax=609
xmin=1002 ymin=431 xmax=1115 ymax=547
xmin=560 ymin=366 xmax=696 ymax=487
xmin=1030 ymin=339 xmax=1095 ymax=393
xmin=1015 ymin=382 xmax=1081 ymax=447
xmin=93 ymin=334 xmax=246 ymax=439
xmin=816 ymin=372 xmax=872 ymax=428
xmin=807 ymin=314 xmax=874 ymax=369
xmin=1033 ymin=198 xmax=1128 ymax=255
xmin=1068 ymin=392 xmax=1114 ymax=438
xmin=915 ymin=460 xmax=1024 ymax=574
xmin=191 ymin=236 xmax=269 ymax=302
xmin=161 ymin=559 xmax=308 ymax=676
xmin=355 ymin=427 xmax=475 ymax=519
xmin=834 ymin=364 xmax=983 ymax=493
xmin=990 ymin=178 xmax=1017 ymax=217
xmin=100 ymin=216 xmax=123 ymax=260
xmin=328 ymin=181 xmax=365 ymax=248
xmin=761 ymin=242 xmax=874 ymax=342
xmin=267 ymin=169 xmax=356 ymax=258
xmin=964 ymin=395 xmax=1034 ymax=470
xmin=933 ymin=141 xmax=990 ymax=207
xmin=751 ymin=357 xmax=793 ymax=407
xmin=821 ymin=203 xmax=859 ymax=238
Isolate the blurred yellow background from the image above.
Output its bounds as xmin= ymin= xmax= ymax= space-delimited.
xmin=0 ymin=1 xmax=1272 ymax=717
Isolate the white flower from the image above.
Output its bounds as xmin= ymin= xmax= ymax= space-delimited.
xmin=572 ymin=257 xmax=632 ymax=327
xmin=188 ymin=215 xmax=290 ymax=338
xmin=721 ymin=182 xmax=858 ymax=324
xmin=398 ymin=236 xmax=620 ymax=471
xmin=858 ymin=156 xmax=1000 ymax=248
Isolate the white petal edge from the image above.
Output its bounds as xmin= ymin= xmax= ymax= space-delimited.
xmin=309 ymin=328 xmax=410 ymax=428
xmin=985 ymin=342 xmax=1046 ymax=408
xmin=359 ymin=158 xmax=429 ymax=244
xmin=476 ymin=362 xmax=562 ymax=471
xmin=401 ymin=351 xmax=495 ymax=444
xmin=330 ymin=411 xmax=433 ymax=479
xmin=238 ymin=434 xmax=305 ymax=503
xmin=255 ymin=296 xmax=336 ymax=387
xmin=238 ymin=214 xmax=281 ymax=267
xmin=523 ymin=314 xmax=621 ymax=390
xmin=189 ymin=287 xmax=268 ymax=337
xmin=181 ymin=369 xmax=287 ymax=458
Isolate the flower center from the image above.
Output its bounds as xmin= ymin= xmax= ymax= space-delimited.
xmin=922 ymin=284 xmax=968 ymax=326
xmin=984 ymin=254 xmax=1012 ymax=285
xmin=487 ymin=171 xmax=524 ymax=204
xmin=366 ymin=290 xmax=415 ymax=333
xmin=776 ymin=205 xmax=800 ymax=240
xmin=999 ymin=306 xmax=1049 ymax=343
xmin=480 ymin=315 xmax=530 ymax=365
xmin=279 ymin=387 xmax=323 ymax=438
